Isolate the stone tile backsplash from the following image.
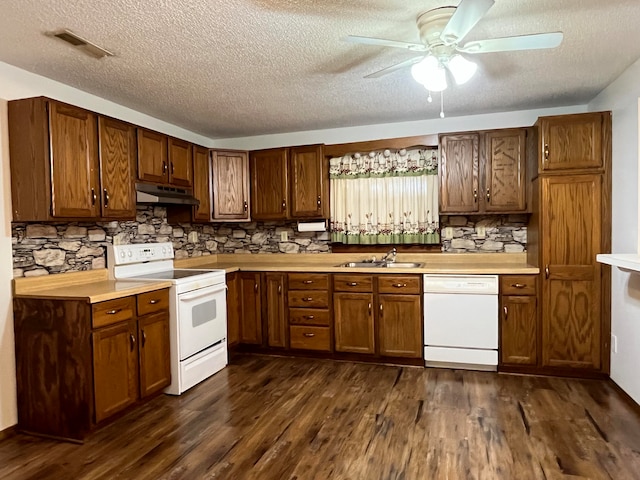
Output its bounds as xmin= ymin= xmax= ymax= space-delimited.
xmin=11 ymin=208 xmax=527 ymax=277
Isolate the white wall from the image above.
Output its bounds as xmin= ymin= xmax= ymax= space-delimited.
xmin=589 ymin=57 xmax=640 ymax=404
xmin=0 ymin=99 xmax=17 ymax=431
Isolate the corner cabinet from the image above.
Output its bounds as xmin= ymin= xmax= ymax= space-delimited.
xmin=13 ymin=288 xmax=171 ymax=441
xmin=8 ymin=97 xmax=135 ymax=221
xmin=250 ymin=144 xmax=328 ymax=221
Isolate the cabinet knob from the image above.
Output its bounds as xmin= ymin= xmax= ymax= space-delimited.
xmin=303 ymin=280 xmax=313 ymax=284
xmin=486 ymin=188 xmax=490 ymax=202
xmin=347 ymin=282 xmax=358 ymax=286
xmin=379 ymin=303 xmax=383 ymax=316
xmin=368 ymin=302 xmax=372 ymax=315
xmin=512 ymin=283 xmax=526 ymax=289
xmin=544 ymin=144 xmax=550 ymax=161
xmin=162 ymin=161 xmax=168 ymax=174
xmin=317 ymin=195 xmax=321 ymax=207
xmin=254 ymin=283 xmax=258 ymax=292
xmin=141 ymin=329 xmax=147 ymax=347
xmin=170 ymin=162 xmax=175 ymax=175
xmin=282 ymin=200 xmax=286 ymax=211
xmin=129 ymin=334 xmax=136 ymax=351
xmin=473 ymin=189 xmax=478 ymax=203
xmin=503 ymin=306 xmax=508 ymax=319
xmin=278 ymin=284 xmax=282 ymax=294
xmin=243 ymin=200 xmax=248 ymax=212
xmin=91 ymin=188 xmax=97 ymax=206
xmin=303 ymin=315 xmax=315 ymax=320
xmin=303 ymin=333 xmax=315 ymax=338
xmin=302 ymin=297 xmax=313 ymax=302
xmin=103 ymin=189 xmax=110 ymax=208
xmin=106 ymin=309 xmax=120 ymax=315
xmin=545 ymin=265 xmax=550 ymax=279
xmin=392 ymin=283 xmax=407 ymax=288
xmin=148 ymin=299 xmax=160 ymax=304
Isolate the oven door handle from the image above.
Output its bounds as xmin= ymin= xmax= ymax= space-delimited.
xmin=179 ymin=285 xmax=227 ymax=302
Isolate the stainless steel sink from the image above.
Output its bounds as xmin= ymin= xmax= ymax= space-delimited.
xmin=337 ymin=261 xmax=423 ymax=268
xmin=381 ymin=262 xmax=423 ymax=268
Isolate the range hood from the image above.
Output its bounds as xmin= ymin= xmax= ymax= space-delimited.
xmin=136 ymin=183 xmax=200 ymax=206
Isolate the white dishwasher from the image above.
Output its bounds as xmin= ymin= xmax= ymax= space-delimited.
xmin=423 ymin=274 xmax=499 ymax=371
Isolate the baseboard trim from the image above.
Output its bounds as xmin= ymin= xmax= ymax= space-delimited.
xmin=0 ymin=425 xmax=17 ymax=442
xmin=608 ymin=378 xmax=640 ymax=416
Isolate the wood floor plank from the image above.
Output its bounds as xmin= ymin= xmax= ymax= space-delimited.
xmin=1 ymin=355 xmax=640 ymax=480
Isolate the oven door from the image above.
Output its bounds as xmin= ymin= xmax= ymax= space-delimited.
xmin=177 ymin=283 xmax=227 ymax=360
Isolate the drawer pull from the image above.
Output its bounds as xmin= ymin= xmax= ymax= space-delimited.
xmin=303 ymin=333 xmax=315 ymax=338
xmin=511 ymin=283 xmax=526 ymax=289
xmin=303 ymin=297 xmax=313 ymax=302
xmin=303 ymin=280 xmax=313 ymax=284
xmin=148 ymin=299 xmax=160 ymax=304
xmin=347 ymin=282 xmax=358 ymax=286
xmin=304 ymin=315 xmax=315 ymax=320
xmin=392 ymin=283 xmax=407 ymax=288
xmin=106 ymin=309 xmax=120 ymax=315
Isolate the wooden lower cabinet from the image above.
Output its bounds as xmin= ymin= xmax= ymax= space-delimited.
xmin=239 ymin=272 xmax=262 ymax=345
xmin=13 ymin=288 xmax=170 ymax=441
xmin=377 ymin=294 xmax=422 ymax=358
xmin=226 ymin=272 xmax=240 ymax=347
xmin=334 ymin=292 xmax=375 ymax=354
xmin=265 ymin=273 xmax=287 ymax=348
xmin=500 ymin=295 xmax=537 ymax=366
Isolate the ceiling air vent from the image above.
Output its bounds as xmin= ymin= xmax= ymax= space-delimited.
xmin=50 ymin=29 xmax=114 ymax=59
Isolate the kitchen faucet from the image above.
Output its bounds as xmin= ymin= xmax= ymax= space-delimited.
xmin=381 ymin=247 xmax=397 ymax=263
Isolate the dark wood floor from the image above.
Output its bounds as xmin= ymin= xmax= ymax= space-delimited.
xmin=2 ymin=355 xmax=640 ymax=480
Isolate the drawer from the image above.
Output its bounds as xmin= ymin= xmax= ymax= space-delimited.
xmin=92 ymin=296 xmax=136 ymax=329
xmin=289 ymin=308 xmax=330 ymax=326
xmin=288 ymin=273 xmax=329 ymax=291
xmin=377 ymin=275 xmax=421 ymax=294
xmin=333 ymin=274 xmax=373 ymax=292
xmin=500 ymin=275 xmax=537 ymax=296
xmin=137 ymin=288 xmax=170 ymax=316
xmin=288 ymin=290 xmax=329 ymax=308
xmin=289 ymin=325 xmax=331 ymax=351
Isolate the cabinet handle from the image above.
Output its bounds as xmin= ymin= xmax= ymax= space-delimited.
xmin=511 ymin=283 xmax=526 ymax=289
xmin=545 ymin=265 xmax=550 ymax=279
xmin=162 ymin=161 xmax=168 ymax=174
xmin=317 ymin=195 xmax=321 ymax=207
xmin=303 ymin=280 xmax=313 ymax=284
xmin=486 ymin=188 xmax=490 ymax=202
xmin=302 ymin=297 xmax=313 ymax=302
xmin=281 ymin=200 xmax=286 ymax=211
xmin=368 ymin=303 xmax=372 ymax=315
xmin=171 ymin=162 xmax=175 ymax=175
xmin=392 ymin=283 xmax=407 ymax=288
xmin=303 ymin=333 xmax=315 ymax=338
xmin=303 ymin=315 xmax=315 ymax=320
xmin=103 ymin=189 xmax=109 ymax=208
xmin=129 ymin=334 xmax=136 ymax=351
xmin=278 ymin=284 xmax=282 ymax=294
xmin=148 ymin=299 xmax=160 ymax=304
xmin=141 ymin=329 xmax=147 ymax=347
xmin=473 ymin=189 xmax=478 ymax=203
xmin=379 ymin=303 xmax=383 ymax=316
xmin=244 ymin=200 xmax=248 ymax=212
xmin=106 ymin=309 xmax=120 ymax=315
xmin=254 ymin=283 xmax=258 ymax=293
xmin=91 ymin=188 xmax=97 ymax=205
xmin=347 ymin=282 xmax=358 ymax=286
xmin=544 ymin=144 xmax=550 ymax=160
xmin=503 ymin=306 xmax=508 ymax=320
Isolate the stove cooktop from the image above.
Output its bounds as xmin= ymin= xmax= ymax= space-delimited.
xmin=131 ymin=269 xmax=223 ymax=281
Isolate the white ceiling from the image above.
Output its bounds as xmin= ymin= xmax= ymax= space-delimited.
xmin=0 ymin=0 xmax=639 ymax=139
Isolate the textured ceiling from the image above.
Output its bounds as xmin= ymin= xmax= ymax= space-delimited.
xmin=0 ymin=0 xmax=639 ymax=139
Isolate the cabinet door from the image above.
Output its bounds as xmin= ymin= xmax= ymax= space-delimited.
xmin=500 ymin=295 xmax=537 ymax=365
xmin=539 ymin=113 xmax=605 ymax=172
xmin=49 ymin=101 xmax=100 ymax=218
xmin=265 ymin=273 xmax=287 ymax=348
xmin=137 ymin=129 xmax=168 ymax=184
xmin=334 ymin=292 xmax=375 ymax=354
xmin=92 ymin=320 xmax=138 ymax=423
xmin=98 ymin=117 xmax=136 ymax=219
xmin=290 ymin=145 xmax=327 ymax=218
xmin=212 ymin=150 xmax=250 ymax=220
xmin=239 ymin=272 xmax=263 ymax=345
xmin=541 ymin=175 xmax=602 ymax=370
xmin=250 ymin=148 xmax=289 ymax=220
xmin=483 ymin=129 xmax=526 ymax=212
xmin=168 ymin=138 xmax=193 ymax=187
xmin=193 ymin=146 xmax=212 ymax=222
xmin=440 ymin=133 xmax=480 ymax=213
xmin=226 ymin=272 xmax=240 ymax=347
xmin=378 ymin=294 xmax=422 ymax=358
xmin=138 ymin=312 xmax=171 ymax=398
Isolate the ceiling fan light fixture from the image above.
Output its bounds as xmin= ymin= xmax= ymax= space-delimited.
xmin=411 ymin=55 xmax=447 ymax=92
xmin=446 ymin=54 xmax=477 ymax=85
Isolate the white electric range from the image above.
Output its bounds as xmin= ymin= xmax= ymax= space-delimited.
xmin=107 ymin=242 xmax=227 ymax=395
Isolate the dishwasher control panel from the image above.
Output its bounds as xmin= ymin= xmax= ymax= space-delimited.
xmin=423 ymin=274 xmax=499 ymax=294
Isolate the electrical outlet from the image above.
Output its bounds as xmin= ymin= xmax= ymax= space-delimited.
xmin=476 ymin=226 xmax=486 ymax=238
xmin=612 ymin=334 xmax=618 ymax=353
xmin=280 ymin=231 xmax=288 ymax=242
xmin=443 ymin=227 xmax=453 ymax=240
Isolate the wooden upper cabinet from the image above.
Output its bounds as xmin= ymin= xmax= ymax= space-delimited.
xmin=538 ymin=112 xmax=608 ymax=173
xmin=440 ymin=133 xmax=480 ymax=213
xmin=137 ymin=128 xmax=168 ymax=184
xmin=98 ymin=117 xmax=136 ymax=219
xmin=168 ymin=137 xmax=193 ymax=187
xmin=49 ymin=101 xmax=100 ymax=218
xmin=289 ymin=145 xmax=328 ymax=219
xmin=212 ymin=150 xmax=250 ymax=221
xmin=483 ymin=129 xmax=527 ymax=212
xmin=192 ymin=146 xmax=212 ymax=222
xmin=250 ymin=148 xmax=289 ymax=220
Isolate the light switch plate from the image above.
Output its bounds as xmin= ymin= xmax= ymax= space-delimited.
xmin=443 ymin=227 xmax=453 ymax=240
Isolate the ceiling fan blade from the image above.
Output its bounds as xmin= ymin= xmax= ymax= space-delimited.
xmin=364 ymin=56 xmax=424 ymax=78
xmin=440 ymin=0 xmax=495 ymax=45
xmin=344 ymin=35 xmax=427 ymax=52
xmin=458 ymin=32 xmax=563 ymax=54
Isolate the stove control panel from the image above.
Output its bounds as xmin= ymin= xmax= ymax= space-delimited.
xmin=109 ymin=242 xmax=174 ymax=266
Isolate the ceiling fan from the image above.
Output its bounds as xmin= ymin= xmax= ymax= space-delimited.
xmin=345 ymin=0 xmax=563 ymax=93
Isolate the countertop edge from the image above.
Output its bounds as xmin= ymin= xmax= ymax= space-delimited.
xmin=13 ymin=280 xmax=173 ymax=303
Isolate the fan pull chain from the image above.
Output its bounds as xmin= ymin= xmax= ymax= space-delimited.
xmin=427 ymin=91 xmax=433 ymax=103
xmin=440 ymin=90 xmax=445 ymax=118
